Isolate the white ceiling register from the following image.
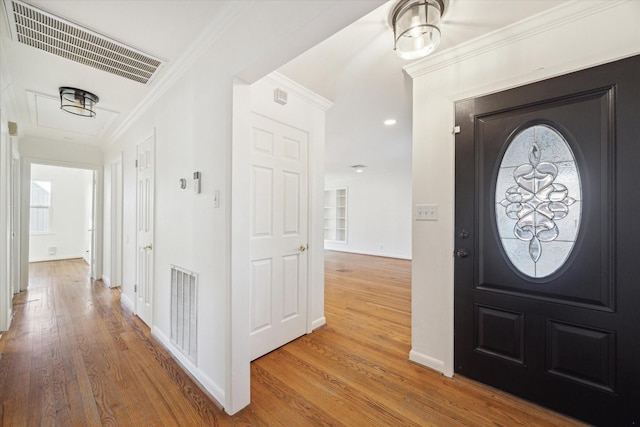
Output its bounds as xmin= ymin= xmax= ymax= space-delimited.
xmin=4 ymin=0 xmax=163 ymax=84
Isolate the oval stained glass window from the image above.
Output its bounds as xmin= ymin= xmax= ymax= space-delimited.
xmin=495 ymin=124 xmax=582 ymax=278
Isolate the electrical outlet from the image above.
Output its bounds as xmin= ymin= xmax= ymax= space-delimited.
xmin=415 ymin=204 xmax=438 ymax=221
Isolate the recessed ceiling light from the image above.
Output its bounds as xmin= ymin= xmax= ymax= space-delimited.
xmin=384 ymin=119 xmax=397 ymax=126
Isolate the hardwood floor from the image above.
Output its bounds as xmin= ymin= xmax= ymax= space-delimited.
xmin=0 ymin=255 xmax=585 ymax=426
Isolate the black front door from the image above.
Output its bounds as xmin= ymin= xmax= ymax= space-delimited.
xmin=454 ymin=55 xmax=640 ymax=426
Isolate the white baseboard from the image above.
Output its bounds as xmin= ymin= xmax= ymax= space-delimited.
xmin=29 ymin=255 xmax=85 ymax=263
xmin=102 ymin=274 xmax=111 ymax=287
xmin=409 ymin=349 xmax=452 ymax=377
xmin=310 ymin=316 xmax=326 ymax=331
xmin=323 ymin=247 xmax=411 ymax=260
xmin=120 ymin=293 xmax=134 ymax=312
xmin=151 ymin=327 xmax=226 ymax=407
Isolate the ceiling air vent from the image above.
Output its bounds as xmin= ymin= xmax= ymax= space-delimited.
xmin=4 ymin=0 xmax=162 ymax=84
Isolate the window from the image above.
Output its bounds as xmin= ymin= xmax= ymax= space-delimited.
xmin=30 ymin=181 xmax=52 ymax=234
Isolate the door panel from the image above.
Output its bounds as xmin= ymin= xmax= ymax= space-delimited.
xmin=454 ymin=55 xmax=640 ymax=425
xmin=250 ymin=113 xmax=308 ymax=361
xmin=477 ymin=89 xmax=614 ymax=309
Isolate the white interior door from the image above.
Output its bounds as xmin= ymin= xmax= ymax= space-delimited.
xmin=136 ymin=136 xmax=154 ymax=327
xmin=250 ymin=113 xmax=309 ymax=361
xmin=110 ymin=158 xmax=123 ymax=288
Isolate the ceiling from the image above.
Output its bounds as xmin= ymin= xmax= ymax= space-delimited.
xmin=279 ymin=0 xmax=565 ymax=178
xmin=1 ymin=0 xmax=564 ymax=174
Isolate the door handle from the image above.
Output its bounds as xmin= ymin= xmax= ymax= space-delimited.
xmin=455 ymin=249 xmax=469 ymax=258
xmin=298 ymin=244 xmax=308 ymax=252
xmin=144 ymin=244 xmax=153 ymax=250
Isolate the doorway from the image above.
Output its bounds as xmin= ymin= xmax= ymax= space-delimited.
xmin=454 ymin=55 xmax=640 ymax=425
xmin=28 ymin=164 xmax=94 ymax=266
xmin=21 ymin=160 xmax=102 ymax=291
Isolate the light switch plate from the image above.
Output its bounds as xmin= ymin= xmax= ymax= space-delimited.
xmin=415 ymin=204 xmax=438 ymax=221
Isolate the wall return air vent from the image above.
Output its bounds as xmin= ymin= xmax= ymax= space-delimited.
xmin=4 ymin=0 xmax=162 ymax=84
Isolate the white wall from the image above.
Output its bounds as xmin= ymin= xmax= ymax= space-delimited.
xmin=28 ymin=164 xmax=93 ymax=262
xmin=104 ymin=60 xmax=232 ymax=405
xmin=407 ymin=1 xmax=640 ymax=376
xmin=325 ymin=170 xmax=411 ymax=259
xmin=19 ymin=138 xmax=103 ymax=165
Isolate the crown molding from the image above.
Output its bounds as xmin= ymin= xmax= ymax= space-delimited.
xmin=104 ymin=1 xmax=251 ymax=146
xmin=266 ymin=72 xmax=333 ymax=112
xmin=404 ymin=0 xmax=629 ymax=79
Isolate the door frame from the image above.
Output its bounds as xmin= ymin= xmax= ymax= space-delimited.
xmin=110 ymin=155 xmax=123 ymax=288
xmin=10 ymin=149 xmax=21 ymax=297
xmin=19 ymin=157 xmax=103 ymax=290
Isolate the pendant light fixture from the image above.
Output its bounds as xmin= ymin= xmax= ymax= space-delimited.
xmin=390 ymin=0 xmax=446 ymax=60
xmin=59 ymin=87 xmax=99 ymax=118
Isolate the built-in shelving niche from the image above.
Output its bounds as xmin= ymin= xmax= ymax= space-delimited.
xmin=324 ymin=188 xmax=347 ymax=243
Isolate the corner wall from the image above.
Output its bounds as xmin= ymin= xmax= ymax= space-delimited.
xmin=407 ymin=1 xmax=640 ymax=376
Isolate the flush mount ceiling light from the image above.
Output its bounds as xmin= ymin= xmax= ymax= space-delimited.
xmin=59 ymin=87 xmax=99 ymax=118
xmin=351 ymin=164 xmax=367 ymax=173
xmin=390 ymin=0 xmax=447 ymax=60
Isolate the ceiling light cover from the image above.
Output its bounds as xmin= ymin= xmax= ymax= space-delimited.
xmin=59 ymin=87 xmax=99 ymax=118
xmin=391 ymin=0 xmax=445 ymax=60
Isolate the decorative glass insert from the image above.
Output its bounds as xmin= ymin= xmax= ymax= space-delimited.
xmin=495 ymin=125 xmax=581 ymax=278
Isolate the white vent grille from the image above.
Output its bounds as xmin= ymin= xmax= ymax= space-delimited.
xmin=5 ymin=0 xmax=162 ymax=84
xmin=170 ymin=265 xmax=197 ymax=363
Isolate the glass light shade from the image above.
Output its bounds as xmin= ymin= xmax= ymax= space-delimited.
xmin=59 ymin=87 xmax=99 ymax=118
xmin=393 ymin=0 xmax=443 ymax=60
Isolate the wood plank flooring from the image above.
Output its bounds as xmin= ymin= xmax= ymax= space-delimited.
xmin=0 ymin=254 xmax=585 ymax=426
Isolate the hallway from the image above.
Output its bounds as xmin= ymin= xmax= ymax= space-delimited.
xmin=0 ymin=255 xmax=583 ymax=426
xmin=0 ymin=259 xmax=229 ymax=425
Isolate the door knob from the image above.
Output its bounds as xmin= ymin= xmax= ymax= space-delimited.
xmin=144 ymin=244 xmax=153 ymax=250
xmin=455 ymin=249 xmax=469 ymax=258
xmin=298 ymin=244 xmax=308 ymax=252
